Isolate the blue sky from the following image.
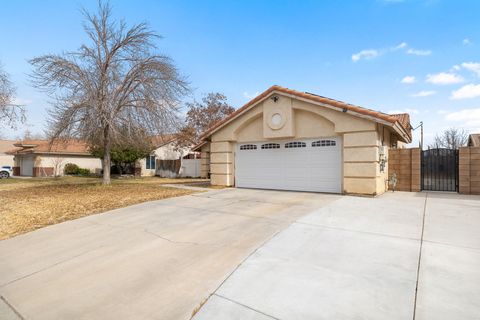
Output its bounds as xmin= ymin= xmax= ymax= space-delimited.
xmin=1 ymin=0 xmax=480 ymax=146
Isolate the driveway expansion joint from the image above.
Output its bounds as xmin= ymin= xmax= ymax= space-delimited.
xmin=214 ymin=294 xmax=282 ymax=320
xmin=412 ymin=192 xmax=428 ymax=320
xmin=294 ymin=220 xmax=421 ymax=242
xmin=1 ymin=294 xmax=26 ymax=320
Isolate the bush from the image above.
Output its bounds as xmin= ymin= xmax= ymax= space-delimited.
xmin=64 ymin=163 xmax=80 ymax=175
xmin=76 ymin=168 xmax=91 ymax=176
xmin=64 ymin=163 xmax=91 ymax=176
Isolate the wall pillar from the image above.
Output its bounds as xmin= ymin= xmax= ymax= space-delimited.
xmin=388 ymin=148 xmax=421 ymax=192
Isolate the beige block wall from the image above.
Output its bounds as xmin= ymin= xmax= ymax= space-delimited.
xmin=459 ymin=147 xmax=480 ymax=195
xmin=388 ymin=148 xmax=421 ymax=192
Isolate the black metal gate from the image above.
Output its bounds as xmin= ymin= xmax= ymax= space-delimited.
xmin=421 ymin=148 xmax=459 ymax=192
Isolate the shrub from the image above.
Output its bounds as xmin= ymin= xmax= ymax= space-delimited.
xmin=76 ymin=168 xmax=91 ymax=176
xmin=64 ymin=163 xmax=91 ymax=176
xmin=64 ymin=163 xmax=80 ymax=175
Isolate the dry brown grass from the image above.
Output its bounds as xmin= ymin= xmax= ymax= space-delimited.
xmin=0 ymin=177 xmax=207 ymax=240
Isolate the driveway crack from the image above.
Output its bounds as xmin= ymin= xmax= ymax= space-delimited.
xmin=0 ymin=246 xmax=104 ymax=288
xmin=143 ymin=229 xmax=209 ymax=246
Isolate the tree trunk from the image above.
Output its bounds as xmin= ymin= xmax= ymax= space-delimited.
xmin=102 ymin=127 xmax=111 ymax=185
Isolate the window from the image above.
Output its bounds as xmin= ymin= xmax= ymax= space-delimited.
xmin=146 ymin=155 xmax=156 ymax=169
xmin=312 ymin=140 xmax=336 ymax=147
xmin=261 ymin=143 xmax=280 ymax=149
xmin=240 ymin=144 xmax=257 ymax=150
xmin=285 ymin=141 xmax=306 ymax=148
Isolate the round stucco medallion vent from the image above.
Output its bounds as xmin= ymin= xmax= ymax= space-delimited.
xmin=268 ymin=111 xmax=286 ymax=130
xmin=271 ymin=113 xmax=282 ymax=126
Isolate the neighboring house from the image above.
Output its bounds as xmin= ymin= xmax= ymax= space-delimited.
xmin=139 ymin=135 xmax=201 ymax=178
xmin=194 ymin=85 xmax=412 ymax=195
xmin=468 ymin=133 xmax=479 ymax=147
xmin=8 ymin=140 xmax=102 ymax=177
xmin=0 ymin=140 xmax=16 ymax=167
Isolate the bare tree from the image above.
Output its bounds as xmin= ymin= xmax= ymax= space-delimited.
xmin=30 ymin=1 xmax=189 ymax=184
xmin=0 ymin=63 xmax=25 ymax=128
xmin=430 ymin=128 xmax=469 ymax=149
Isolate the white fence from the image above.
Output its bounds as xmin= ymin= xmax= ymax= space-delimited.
xmin=180 ymin=159 xmax=201 ymax=178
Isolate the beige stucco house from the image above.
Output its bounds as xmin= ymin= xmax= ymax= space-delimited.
xmin=139 ymin=136 xmax=200 ymax=177
xmin=195 ymin=85 xmax=412 ymax=195
xmin=9 ymin=140 xmax=102 ymax=177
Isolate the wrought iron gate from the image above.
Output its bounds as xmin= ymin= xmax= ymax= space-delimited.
xmin=421 ymin=148 xmax=459 ymax=192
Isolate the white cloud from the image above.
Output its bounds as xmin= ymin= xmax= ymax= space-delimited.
xmin=243 ymin=91 xmax=259 ymax=100
xmin=450 ymin=84 xmax=480 ymax=100
xmin=352 ymin=49 xmax=379 ymax=62
xmin=445 ymin=108 xmax=480 ymax=131
xmin=407 ymin=48 xmax=432 ymax=56
xmin=401 ymin=76 xmax=416 ymax=84
xmin=393 ymin=42 xmax=408 ymax=50
xmin=461 ymin=62 xmax=480 ymax=77
xmin=411 ymin=90 xmax=436 ymax=97
xmin=452 ymin=65 xmax=461 ymax=71
xmin=388 ymin=108 xmax=419 ymax=114
xmin=351 ymin=42 xmax=432 ymax=62
xmin=426 ymin=72 xmax=464 ymax=85
xmin=463 ymin=38 xmax=472 ymax=46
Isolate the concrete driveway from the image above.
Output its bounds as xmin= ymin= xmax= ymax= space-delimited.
xmin=1 ymin=189 xmax=479 ymax=320
xmin=193 ymin=192 xmax=480 ymax=320
xmin=0 ymin=188 xmax=339 ymax=320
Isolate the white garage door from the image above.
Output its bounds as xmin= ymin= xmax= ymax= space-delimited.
xmin=21 ymin=156 xmax=34 ymax=176
xmin=235 ymin=137 xmax=342 ymax=193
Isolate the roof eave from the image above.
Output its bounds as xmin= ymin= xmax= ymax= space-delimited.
xmin=200 ymin=87 xmax=406 ymax=141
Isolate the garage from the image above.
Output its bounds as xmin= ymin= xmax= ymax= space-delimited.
xmin=195 ymin=85 xmax=412 ymax=195
xmin=20 ymin=155 xmax=34 ymax=176
xmin=235 ymin=137 xmax=342 ymax=193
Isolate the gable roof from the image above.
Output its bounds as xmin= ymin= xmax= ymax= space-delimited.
xmin=7 ymin=140 xmax=92 ymax=156
xmin=469 ymin=134 xmax=480 ymax=147
xmin=200 ymin=85 xmax=412 ymax=142
xmin=0 ymin=140 xmax=16 ymax=154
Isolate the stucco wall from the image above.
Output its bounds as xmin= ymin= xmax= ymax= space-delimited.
xmin=205 ymin=92 xmax=402 ymax=195
xmin=0 ymin=154 xmax=14 ymax=167
xmin=200 ymin=144 xmax=210 ymax=178
xmin=37 ymin=154 xmax=102 ymax=176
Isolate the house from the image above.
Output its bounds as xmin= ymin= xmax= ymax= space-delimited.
xmin=8 ymin=140 xmax=102 ymax=177
xmin=0 ymin=140 xmax=16 ymax=167
xmin=468 ymin=133 xmax=480 ymax=147
xmin=139 ymin=135 xmax=201 ymax=178
xmin=194 ymin=85 xmax=412 ymax=195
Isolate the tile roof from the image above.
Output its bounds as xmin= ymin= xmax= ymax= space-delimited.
xmin=0 ymin=140 xmax=16 ymax=154
xmin=390 ymin=113 xmax=411 ymax=131
xmin=200 ymin=85 xmax=412 ymax=142
xmin=8 ymin=140 xmax=92 ymax=155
